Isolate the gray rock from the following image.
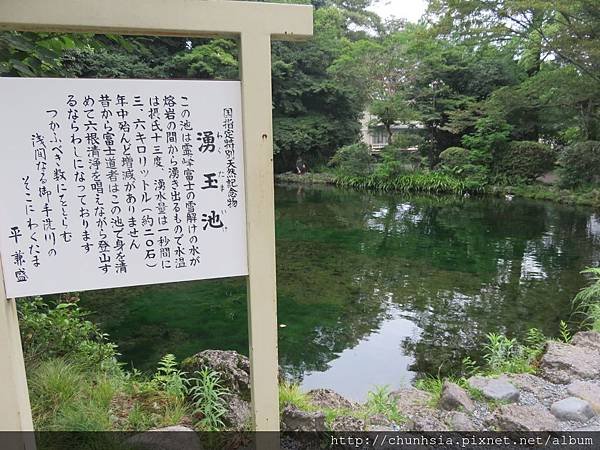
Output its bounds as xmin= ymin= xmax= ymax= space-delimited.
xmin=550 ymin=397 xmax=595 ymax=422
xmin=446 ymin=412 xmax=476 ymax=431
xmin=501 ymin=373 xmax=565 ymax=406
xmin=567 ymin=381 xmax=600 ymax=412
xmin=367 ymin=414 xmax=395 ymax=431
xmin=468 ymin=376 xmax=520 ymax=403
xmin=221 ymin=395 xmax=251 ymax=431
xmin=126 ymin=426 xmax=201 ymax=450
xmin=439 ymin=381 xmax=475 ymax=412
xmin=571 ymin=331 xmax=600 ymax=353
xmin=330 ymin=415 xmax=365 ymax=431
xmin=491 ymin=404 xmax=560 ymax=431
xmin=539 ymin=341 xmax=600 ymax=384
xmin=281 ymin=405 xmax=326 ymax=432
xmin=390 ymin=387 xmax=432 ymax=411
xmin=409 ymin=415 xmax=449 ymax=431
xmin=307 ymin=389 xmax=356 ymax=411
xmin=181 ymin=350 xmax=252 ymax=400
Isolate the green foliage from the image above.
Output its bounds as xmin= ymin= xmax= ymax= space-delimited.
xmin=279 ymin=383 xmax=314 ymax=411
xmin=558 ymin=141 xmax=600 ymax=188
xmin=438 ymin=146 xmax=490 ymax=186
xmin=329 ymin=143 xmax=373 ymax=176
xmin=525 ymin=328 xmax=547 ymax=354
xmin=439 ymin=147 xmax=470 ymax=170
xmin=559 ymin=321 xmax=572 ymax=343
xmin=461 ymin=356 xmax=480 ymax=378
xmin=572 ymin=267 xmax=600 ymax=331
xmin=495 ymin=141 xmax=556 ymax=182
xmin=187 ymin=368 xmax=230 ymax=431
xmin=414 ymin=375 xmax=469 ymax=406
xmin=152 ymin=354 xmax=188 ymax=400
xmin=365 ymin=386 xmax=404 ymax=424
xmin=335 ymin=172 xmax=481 ymax=195
xmin=482 ymin=333 xmax=535 ymax=375
xmin=18 ymin=297 xmax=118 ymax=367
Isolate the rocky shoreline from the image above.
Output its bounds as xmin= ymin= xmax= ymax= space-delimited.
xmin=177 ymin=331 xmax=600 ymax=433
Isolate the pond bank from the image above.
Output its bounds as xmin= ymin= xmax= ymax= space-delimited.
xmin=199 ymin=332 xmax=600 ymax=432
xmin=275 ymin=172 xmax=600 ymax=209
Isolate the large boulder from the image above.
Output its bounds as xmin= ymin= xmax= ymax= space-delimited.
xmin=539 ymin=341 xmax=600 ymax=384
xmin=550 ymin=397 xmax=595 ymax=422
xmin=182 ymin=350 xmax=251 ymax=401
xmin=567 ymin=381 xmax=600 ymax=412
xmin=491 ymin=405 xmax=560 ymax=431
xmin=281 ymin=405 xmax=326 ymax=432
xmin=439 ymin=381 xmax=475 ymax=412
xmin=307 ymin=389 xmax=357 ymax=411
xmin=330 ymin=416 xmax=365 ymax=431
xmin=468 ymin=376 xmax=519 ymax=403
xmin=571 ymin=331 xmax=600 ymax=353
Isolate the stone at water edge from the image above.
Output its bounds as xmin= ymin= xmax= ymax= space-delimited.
xmin=550 ymin=397 xmax=595 ymax=422
xmin=567 ymin=381 xmax=600 ymax=412
xmin=307 ymin=388 xmax=357 ymax=411
xmin=467 ymin=376 xmax=520 ymax=403
xmin=330 ymin=416 xmax=366 ymax=431
xmin=491 ymin=404 xmax=560 ymax=431
xmin=281 ymin=405 xmax=326 ymax=432
xmin=538 ymin=341 xmax=600 ymax=384
xmin=439 ymin=381 xmax=475 ymax=412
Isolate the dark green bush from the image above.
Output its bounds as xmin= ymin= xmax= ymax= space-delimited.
xmin=439 ymin=147 xmax=470 ymax=170
xmin=18 ymin=297 xmax=117 ymax=366
xmin=558 ymin=141 xmax=600 ymax=188
xmin=438 ymin=147 xmax=490 ymax=186
xmin=494 ymin=141 xmax=556 ymax=182
xmin=329 ymin=143 xmax=374 ymax=176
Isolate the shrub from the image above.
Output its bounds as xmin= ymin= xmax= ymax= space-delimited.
xmin=558 ymin=141 xmax=600 ymax=188
xmin=329 ymin=143 xmax=373 ymax=176
xmin=439 ymin=147 xmax=470 ymax=170
xmin=18 ymin=297 xmax=118 ymax=367
xmin=494 ymin=141 xmax=556 ymax=182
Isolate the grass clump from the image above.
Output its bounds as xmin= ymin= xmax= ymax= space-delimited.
xmin=335 ymin=172 xmax=480 ymax=196
xmin=573 ymin=267 xmax=600 ymax=331
xmin=187 ymin=368 xmax=230 ymax=431
xmin=365 ymin=385 xmax=405 ymax=424
xmin=20 ymin=296 xmax=196 ymax=432
xmin=279 ymin=382 xmax=315 ymax=412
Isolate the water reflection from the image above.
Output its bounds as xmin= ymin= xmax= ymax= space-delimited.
xmin=81 ymin=185 xmax=600 ymax=400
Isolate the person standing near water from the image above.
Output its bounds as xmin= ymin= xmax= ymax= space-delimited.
xmin=296 ymin=156 xmax=308 ymax=175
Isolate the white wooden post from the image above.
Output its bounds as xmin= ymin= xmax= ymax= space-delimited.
xmin=240 ymin=31 xmax=280 ymax=431
xmin=0 ymin=0 xmax=313 ymax=434
xmin=0 ymin=262 xmax=35 ymax=449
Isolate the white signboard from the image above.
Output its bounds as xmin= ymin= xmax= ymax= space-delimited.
xmin=0 ymin=78 xmax=248 ymax=298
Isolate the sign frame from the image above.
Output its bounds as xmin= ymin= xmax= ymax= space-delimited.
xmin=0 ymin=0 xmax=313 ymax=439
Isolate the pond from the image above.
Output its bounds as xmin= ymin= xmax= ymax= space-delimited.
xmin=80 ymin=184 xmax=600 ymax=401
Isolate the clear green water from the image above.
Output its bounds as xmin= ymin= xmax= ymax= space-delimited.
xmin=80 ymin=184 xmax=600 ymax=401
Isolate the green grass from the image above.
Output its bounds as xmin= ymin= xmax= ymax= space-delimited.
xmin=279 ymin=383 xmax=315 ymax=411
xmin=335 ymin=172 xmax=480 ymax=195
xmin=365 ymin=385 xmax=405 ymax=424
